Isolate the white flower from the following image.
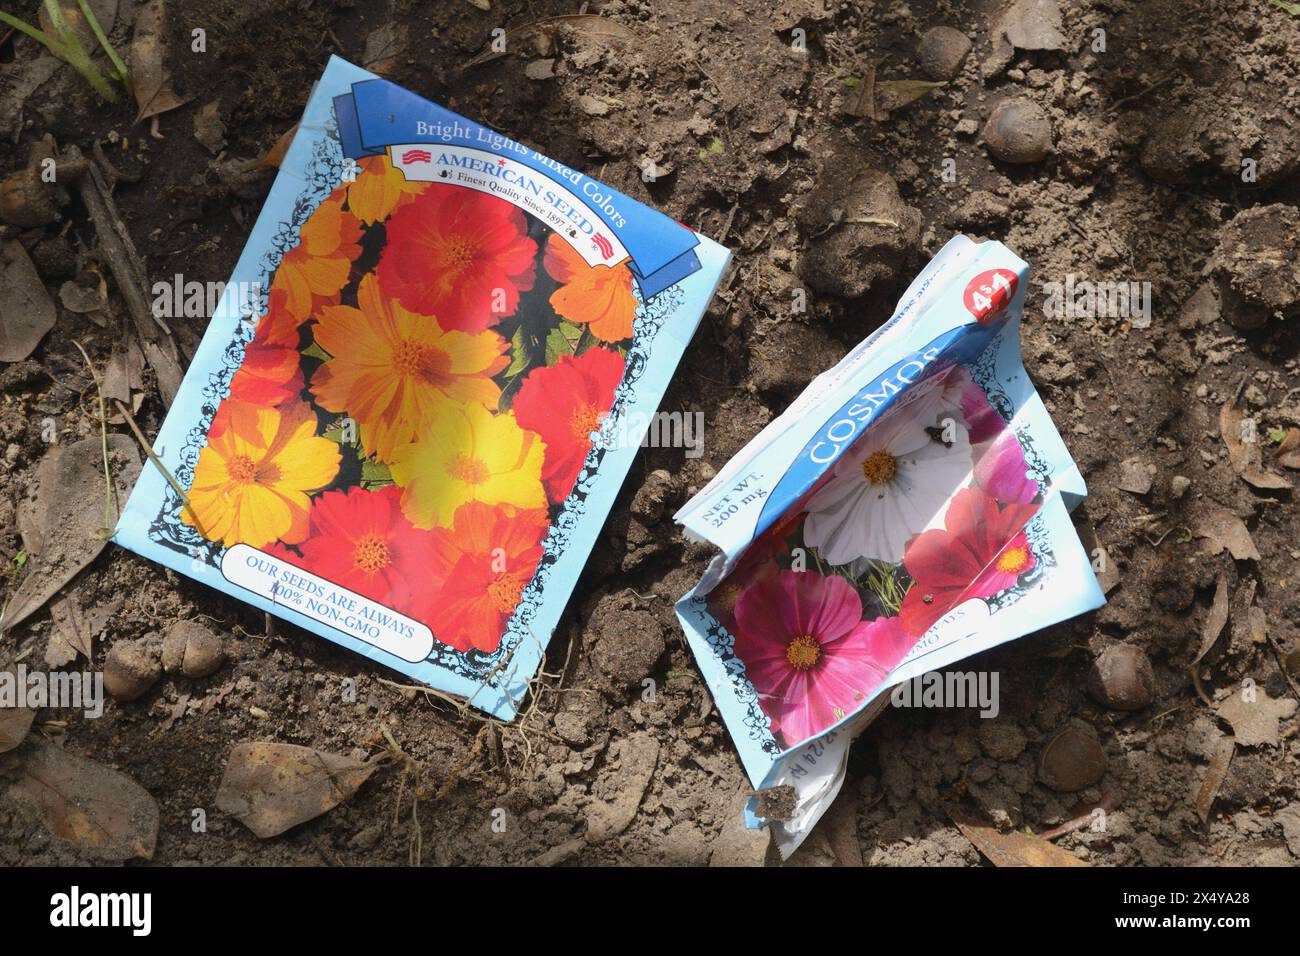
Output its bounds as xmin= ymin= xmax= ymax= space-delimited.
xmin=803 ymin=388 xmax=972 ymax=565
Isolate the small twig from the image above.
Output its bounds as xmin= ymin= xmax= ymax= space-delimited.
xmin=71 ymin=340 xmax=113 ymax=538
xmin=113 ymin=396 xmax=207 ymax=534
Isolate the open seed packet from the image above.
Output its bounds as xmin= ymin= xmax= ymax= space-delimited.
xmin=114 ymin=56 xmax=730 ymax=718
xmin=674 ymin=236 xmax=1104 ymax=855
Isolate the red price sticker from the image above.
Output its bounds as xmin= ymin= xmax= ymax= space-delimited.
xmin=963 ymin=268 xmax=1018 ymax=323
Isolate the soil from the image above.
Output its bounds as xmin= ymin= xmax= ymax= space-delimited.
xmin=2 ymin=0 xmax=1299 ymax=867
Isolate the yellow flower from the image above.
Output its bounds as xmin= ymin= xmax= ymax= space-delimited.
xmin=184 ymin=401 xmax=341 ymax=548
xmin=310 ymin=273 xmax=509 ymax=462
xmin=346 ymin=154 xmax=425 ymax=225
xmin=389 ymin=401 xmax=546 ymax=530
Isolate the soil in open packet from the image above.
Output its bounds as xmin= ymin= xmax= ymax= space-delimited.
xmin=675 ymin=236 xmax=1105 ymax=857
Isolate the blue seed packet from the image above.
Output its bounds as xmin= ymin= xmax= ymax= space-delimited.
xmin=114 ymin=56 xmax=730 ymax=719
xmin=674 ymin=236 xmax=1104 ymax=854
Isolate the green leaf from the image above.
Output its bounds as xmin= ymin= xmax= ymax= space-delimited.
xmin=505 ymin=326 xmax=530 ymax=377
xmin=360 ymin=459 xmax=392 ymax=487
xmin=697 ymin=137 xmax=724 ymax=160
xmin=1267 ymin=426 xmax=1289 ymax=444
xmin=544 ymin=323 xmax=583 ymax=364
xmin=302 ymin=340 xmax=331 ymax=362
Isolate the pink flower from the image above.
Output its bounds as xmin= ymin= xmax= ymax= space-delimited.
xmin=939 ymin=367 xmax=1004 ymax=444
xmin=974 ymin=429 xmax=1040 ymax=504
xmin=733 ymin=570 xmax=914 ymax=747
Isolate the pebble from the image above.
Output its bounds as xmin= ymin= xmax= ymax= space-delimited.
xmin=1117 ymin=458 xmax=1153 ymax=495
xmin=983 ymin=97 xmax=1053 ymax=164
xmin=1170 ymin=475 xmax=1191 ymax=497
xmin=104 ymin=640 xmax=162 ymax=702
xmin=917 ymin=26 xmax=971 ymax=82
xmin=161 ymin=620 xmax=226 ymax=678
xmin=1087 ymin=644 xmax=1155 ymax=711
xmin=1038 ymin=725 xmax=1107 ymax=792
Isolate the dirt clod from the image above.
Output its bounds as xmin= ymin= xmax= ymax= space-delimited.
xmin=916 ymin=27 xmax=971 ymax=82
xmin=161 ymin=620 xmax=225 ymax=678
xmin=983 ymin=97 xmax=1052 ymax=164
xmin=1087 ymin=644 xmax=1155 ymax=712
xmin=1038 ymin=725 xmax=1107 ymax=792
xmin=104 ymin=640 xmax=162 ymax=702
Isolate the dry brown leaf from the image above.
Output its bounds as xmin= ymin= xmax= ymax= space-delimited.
xmin=1216 ymin=686 xmax=1297 ymax=747
xmin=466 ymin=14 xmax=636 ymax=68
xmin=0 ymin=700 xmax=36 ymax=753
xmin=874 ymin=79 xmax=945 ymax=114
xmin=1276 ymin=427 xmax=1300 ymax=470
xmin=130 ymin=0 xmax=190 ymax=124
xmin=5 ymin=739 xmax=158 ymax=860
xmin=1192 ymin=574 xmax=1231 ymax=669
xmin=46 ymin=588 xmax=120 ymax=666
xmin=1195 ymin=734 xmax=1234 ymax=823
xmin=1194 ymin=507 xmax=1260 ymax=561
xmin=193 ymin=98 xmax=226 ymax=154
xmin=254 ymin=124 xmax=299 ymax=170
xmin=0 ymin=240 xmax=57 ymax=362
xmin=2 ymin=434 xmax=141 ymax=633
xmin=1220 ymin=402 xmax=1291 ymax=491
xmin=363 ymin=20 xmax=409 ymax=76
xmin=214 ymin=741 xmax=379 ymax=838
xmin=951 ymin=810 xmax=1088 ymax=867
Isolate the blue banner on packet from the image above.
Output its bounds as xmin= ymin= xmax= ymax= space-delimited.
xmin=113 ymin=56 xmax=730 ymax=720
xmin=674 ymin=236 xmax=1104 ymax=855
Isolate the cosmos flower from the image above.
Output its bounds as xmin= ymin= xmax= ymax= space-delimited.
xmin=511 ymin=346 xmax=625 ymax=503
xmin=271 ymin=486 xmax=439 ymax=618
xmin=310 ymin=273 xmax=509 ymax=461
xmin=937 ymin=366 xmax=1005 ymax=446
xmin=973 ymin=429 xmax=1040 ymax=505
xmin=346 ymin=153 xmax=426 ymax=225
xmin=377 ymin=184 xmax=536 ymax=333
xmin=426 ymin=501 xmax=550 ymax=653
xmin=732 ymin=570 xmax=913 ymax=746
xmin=388 ymin=401 xmax=547 ymax=530
xmin=803 ymin=389 xmax=973 ymax=565
xmin=543 ymin=233 xmax=638 ymax=343
xmin=184 ymin=401 xmax=340 ymax=548
xmin=899 ymin=487 xmax=1038 ymax=637
xmin=273 ymin=187 xmax=364 ymax=320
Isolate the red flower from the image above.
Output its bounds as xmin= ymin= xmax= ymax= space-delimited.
xmin=899 ymin=488 xmax=1038 ymax=637
xmin=225 ymin=288 xmax=305 ymax=409
xmin=270 ymin=486 xmax=439 ymax=620
xmin=427 ymin=501 xmax=550 ymax=653
xmin=377 ymin=184 xmax=536 ymax=332
xmin=512 ymin=347 xmax=625 ymax=503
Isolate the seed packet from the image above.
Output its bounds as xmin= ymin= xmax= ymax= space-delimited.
xmin=114 ymin=56 xmax=730 ymax=718
xmin=674 ymin=236 xmax=1104 ymax=855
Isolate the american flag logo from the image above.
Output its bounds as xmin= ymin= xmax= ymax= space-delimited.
xmin=591 ymin=232 xmax=614 ymax=260
xmin=401 ymin=149 xmax=433 ymax=164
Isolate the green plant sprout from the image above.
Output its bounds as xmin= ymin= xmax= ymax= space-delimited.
xmin=0 ymin=0 xmax=129 ymax=102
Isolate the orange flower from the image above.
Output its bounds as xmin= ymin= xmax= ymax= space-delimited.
xmin=273 ymin=187 xmax=364 ymax=320
xmin=217 ymin=288 xmax=305 ymax=423
xmin=310 ymin=273 xmax=510 ymax=462
xmin=346 ymin=154 xmax=426 ymax=225
xmin=543 ymin=233 xmax=638 ymax=343
xmin=426 ymin=502 xmax=550 ymax=653
xmin=184 ymin=401 xmax=341 ymax=548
